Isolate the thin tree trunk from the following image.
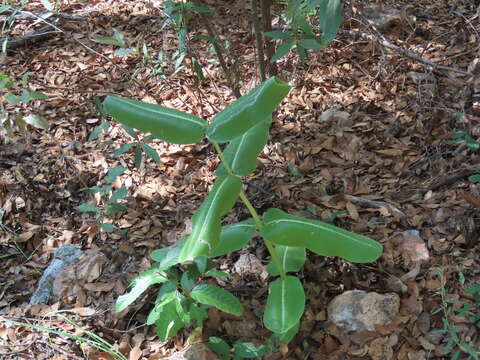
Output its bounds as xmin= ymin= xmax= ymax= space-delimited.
xmin=261 ymin=0 xmax=277 ymax=76
xmin=251 ymin=0 xmax=266 ymax=82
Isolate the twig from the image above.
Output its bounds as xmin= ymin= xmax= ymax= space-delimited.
xmin=193 ymin=1 xmax=241 ymax=98
xmin=0 ymin=25 xmax=60 ymax=49
xmin=340 ymin=29 xmax=473 ymax=77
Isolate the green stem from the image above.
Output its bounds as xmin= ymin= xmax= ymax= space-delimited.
xmin=212 ymin=142 xmax=286 ymax=279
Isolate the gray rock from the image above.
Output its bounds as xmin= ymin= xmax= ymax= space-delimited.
xmin=327 ymin=290 xmax=400 ymax=333
xmin=30 ymin=244 xmax=82 ymax=305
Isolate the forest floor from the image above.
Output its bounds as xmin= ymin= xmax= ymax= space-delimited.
xmin=1 ymin=0 xmax=480 ymax=359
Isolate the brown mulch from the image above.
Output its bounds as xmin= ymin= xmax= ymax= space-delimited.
xmin=1 ymin=0 xmax=479 ymax=359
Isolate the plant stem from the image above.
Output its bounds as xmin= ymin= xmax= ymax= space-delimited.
xmin=251 ymin=0 xmax=266 ymax=82
xmin=212 ymin=142 xmax=286 ymax=279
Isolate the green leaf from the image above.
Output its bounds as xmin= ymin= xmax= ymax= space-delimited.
xmin=88 ymin=122 xmax=110 ymax=142
xmin=263 ymin=276 xmax=305 ymax=334
xmin=266 ymin=245 xmax=306 ymax=276
xmin=207 ymin=337 xmax=231 ymax=356
xmin=190 ymin=284 xmax=243 ymax=316
xmin=91 ymin=36 xmax=124 ymax=47
xmin=104 ymin=203 xmax=128 ymax=216
xmin=216 ymin=115 xmax=271 ymax=176
xmin=113 ymin=143 xmax=135 ymax=157
xmin=100 ymin=223 xmax=114 ymax=233
xmin=151 ymin=246 xmax=181 ymax=271
xmin=108 ymin=187 xmax=128 ymax=203
xmin=5 ymin=93 xmax=20 ymax=105
xmin=104 ymin=95 xmax=207 ymax=144
xmin=112 ymin=28 xmax=126 ymax=47
xmin=141 ymin=143 xmax=161 ymax=163
xmin=20 ymin=90 xmax=31 ymax=104
xmin=298 ymin=38 xmax=325 ymax=50
xmin=134 ymin=146 xmax=142 ymax=169
xmin=204 ymin=269 xmax=233 ymax=279
xmin=178 ymin=175 xmax=242 ymax=262
xmin=0 ymin=74 xmax=13 ymax=89
xmin=75 ymin=203 xmax=99 ymax=213
xmin=271 ymin=41 xmax=295 ymax=62
xmin=103 ymin=165 xmax=126 ymax=183
xmin=273 ymin=321 xmax=299 ymax=344
xmin=122 ymin=125 xmax=139 ymax=140
xmin=23 ymin=114 xmax=49 ymax=130
xmin=85 ymin=185 xmax=112 ymax=195
xmin=261 ymin=208 xmax=383 ymax=263
xmin=210 ymin=219 xmax=257 ymax=258
xmin=319 ymin=0 xmax=343 ymax=46
xmin=155 ymin=300 xmax=184 ymax=341
xmin=113 ymin=47 xmax=137 ymax=56
xmin=234 ymin=342 xmax=272 ymax=358
xmin=207 ymin=77 xmax=290 ymax=142
xmin=469 ymin=174 xmax=480 ymax=183
xmin=264 ymin=31 xmax=294 ymax=40
xmin=116 ymin=268 xmax=167 ymax=312
xmin=27 ymin=91 xmax=48 ymax=100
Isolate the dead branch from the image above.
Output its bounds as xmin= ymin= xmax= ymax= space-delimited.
xmin=0 ymin=25 xmax=61 ymax=50
xmin=340 ymin=29 xmax=473 ymax=77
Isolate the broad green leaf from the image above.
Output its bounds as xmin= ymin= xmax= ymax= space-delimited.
xmin=150 ymin=246 xmax=181 ymax=271
xmin=210 ymin=219 xmax=257 ymax=258
xmin=113 ymin=143 xmax=135 ymax=157
xmin=116 ymin=268 xmax=167 ymax=312
xmin=234 ymin=342 xmax=272 ymax=358
xmin=112 ymin=28 xmax=126 ymax=47
xmin=104 ymin=95 xmax=207 ymax=144
xmin=207 ymin=337 xmax=230 ymax=356
xmin=271 ymin=40 xmax=294 ymax=62
xmin=108 ymin=187 xmax=128 ymax=203
xmin=261 ymin=208 xmax=383 ymax=263
xmin=180 ymin=271 xmax=195 ymax=292
xmin=75 ymin=203 xmax=99 ymax=213
xmin=100 ymin=222 xmax=114 ymax=233
xmin=122 ymin=125 xmax=139 ymax=140
xmin=273 ymin=321 xmax=299 ymax=344
xmin=5 ymin=93 xmax=20 ymax=105
xmin=155 ymin=300 xmax=184 ymax=341
xmin=216 ymin=115 xmax=271 ymax=176
xmin=190 ymin=284 xmax=243 ymax=316
xmin=27 ymin=91 xmax=48 ymax=100
xmin=103 ymin=165 xmax=126 ymax=183
xmin=104 ymin=203 xmax=128 ymax=216
xmin=204 ymin=269 xmax=233 ymax=279
xmin=23 ymin=114 xmax=49 ymax=130
xmin=266 ymin=245 xmax=306 ymax=276
xmin=468 ymin=174 xmax=480 ymax=184
xmin=189 ymin=303 xmax=209 ymax=326
xmin=141 ymin=143 xmax=161 ymax=163
xmin=0 ymin=74 xmax=13 ymax=89
xmin=319 ymin=0 xmax=343 ymax=46
xmin=264 ymin=31 xmax=293 ymax=40
xmin=178 ymin=175 xmax=242 ymax=262
xmin=85 ymin=185 xmax=111 ymax=195
xmin=207 ymin=77 xmax=290 ymax=142
xmin=263 ymin=276 xmax=305 ymax=334
xmin=298 ymin=38 xmax=325 ymax=50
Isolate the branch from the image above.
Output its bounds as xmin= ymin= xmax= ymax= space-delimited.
xmin=340 ymin=29 xmax=473 ymax=77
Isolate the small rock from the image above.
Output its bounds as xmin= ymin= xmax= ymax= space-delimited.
xmin=327 ymin=290 xmax=400 ymax=333
xmin=164 ymin=344 xmax=219 ymax=360
xmin=30 ymin=244 xmax=82 ymax=305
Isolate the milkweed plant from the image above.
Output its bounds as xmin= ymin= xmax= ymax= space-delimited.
xmin=102 ymin=77 xmax=383 ymax=343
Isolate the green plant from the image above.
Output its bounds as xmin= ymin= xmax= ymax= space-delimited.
xmin=102 ymin=76 xmax=383 ymax=344
xmin=75 ymin=165 xmax=128 ymax=233
xmin=433 ymin=267 xmax=479 ymax=360
xmin=265 ymin=0 xmax=343 ymax=62
xmin=0 ymin=72 xmax=49 ymax=136
xmin=91 ymin=27 xmax=137 ymax=56
xmin=445 ymin=131 xmax=480 ymax=183
xmin=207 ymin=336 xmax=274 ymax=359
